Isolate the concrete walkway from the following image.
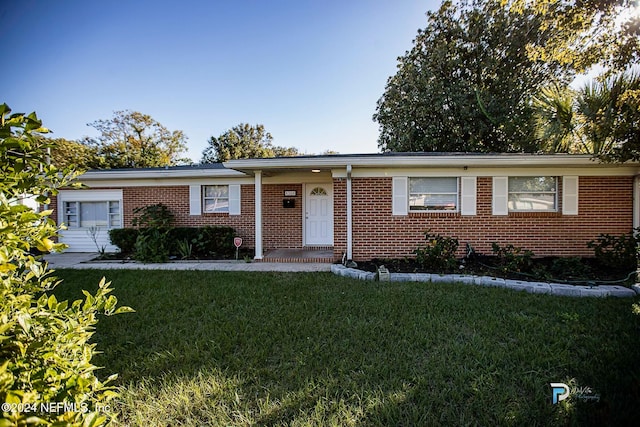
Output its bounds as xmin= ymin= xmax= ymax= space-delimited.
xmin=43 ymin=252 xmax=332 ymax=272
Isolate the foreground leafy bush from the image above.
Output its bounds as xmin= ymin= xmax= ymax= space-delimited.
xmin=587 ymin=229 xmax=638 ymax=271
xmin=0 ymin=104 xmax=133 ymax=426
xmin=414 ymin=230 xmax=459 ymax=272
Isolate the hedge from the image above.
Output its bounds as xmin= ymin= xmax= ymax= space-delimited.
xmin=109 ymin=226 xmax=237 ymax=259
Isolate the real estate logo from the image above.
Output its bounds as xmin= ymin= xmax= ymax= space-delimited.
xmin=550 ymin=382 xmax=570 ymax=404
xmin=550 ymin=382 xmax=600 ymax=404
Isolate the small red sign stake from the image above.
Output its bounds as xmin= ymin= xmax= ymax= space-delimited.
xmin=234 ymin=237 xmax=242 ymax=260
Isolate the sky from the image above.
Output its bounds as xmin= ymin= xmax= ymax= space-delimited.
xmin=1 ymin=0 xmax=437 ymax=162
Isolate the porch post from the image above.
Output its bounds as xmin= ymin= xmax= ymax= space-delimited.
xmin=346 ymin=164 xmax=353 ymax=260
xmin=254 ymin=170 xmax=263 ymax=260
xmin=634 ymin=176 xmax=639 ymax=282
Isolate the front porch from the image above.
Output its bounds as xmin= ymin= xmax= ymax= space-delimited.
xmin=261 ymin=247 xmax=335 ymax=263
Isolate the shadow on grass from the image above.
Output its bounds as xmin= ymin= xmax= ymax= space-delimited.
xmin=53 ymin=269 xmax=640 ymax=426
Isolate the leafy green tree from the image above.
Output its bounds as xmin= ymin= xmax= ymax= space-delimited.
xmin=523 ymin=1 xmax=639 ymax=162
xmin=516 ymin=0 xmax=639 ymax=73
xmin=533 ymin=85 xmax=577 ymax=153
xmin=272 ymin=145 xmax=302 ymax=158
xmin=0 ymin=104 xmax=133 ymax=426
xmin=374 ymin=0 xmax=571 ymax=154
xmin=45 ymin=136 xmax=100 ymax=170
xmin=534 ymin=73 xmax=640 ymax=158
xmin=83 ymin=110 xmax=191 ymax=168
xmin=201 ymin=123 xmax=300 ymax=163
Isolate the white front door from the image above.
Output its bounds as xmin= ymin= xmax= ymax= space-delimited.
xmin=305 ymin=184 xmax=333 ymax=246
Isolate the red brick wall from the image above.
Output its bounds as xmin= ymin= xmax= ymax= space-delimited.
xmin=49 ymin=195 xmax=58 ymax=224
xmin=335 ymin=176 xmax=634 ymax=260
xmin=51 ymin=174 xmax=636 ymax=260
xmin=122 ymin=185 xmax=255 ymax=247
xmin=263 ymin=184 xmax=303 ymax=249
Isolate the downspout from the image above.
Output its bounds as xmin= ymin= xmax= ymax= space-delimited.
xmin=634 ymin=175 xmax=640 ymax=230
xmin=634 ymin=176 xmax=640 ymax=282
xmin=346 ymin=164 xmax=353 ymax=261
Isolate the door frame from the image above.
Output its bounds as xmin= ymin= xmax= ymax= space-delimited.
xmin=303 ymin=182 xmax=334 ymax=246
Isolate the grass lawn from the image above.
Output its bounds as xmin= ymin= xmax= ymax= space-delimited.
xmin=53 ymin=269 xmax=640 ymax=426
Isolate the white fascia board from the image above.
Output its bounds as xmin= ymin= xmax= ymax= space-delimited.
xmin=350 ymin=166 xmax=639 ymax=177
xmin=225 ymin=154 xmax=639 ymax=172
xmin=76 ymin=177 xmax=255 ymax=187
xmin=75 ymin=168 xmax=250 ymax=187
xmin=79 ymin=168 xmax=247 ymax=181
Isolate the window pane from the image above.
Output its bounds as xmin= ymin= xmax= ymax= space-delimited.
xmin=203 ymin=185 xmax=229 ymax=212
xmin=64 ymin=202 xmax=78 ymax=227
xmin=204 ymin=186 xmax=228 ymax=198
xmin=110 ymin=215 xmax=121 ymax=227
xmin=310 ymin=187 xmax=327 ymax=196
xmin=410 ymin=177 xmax=457 ymax=193
xmin=80 ymin=202 xmax=108 ymax=227
xmin=409 ymin=177 xmax=458 ymax=211
xmin=508 ymin=177 xmax=557 ymax=211
xmin=509 ymin=176 xmax=556 ymax=192
xmin=204 ymin=199 xmax=228 ymax=212
xmin=410 ymin=193 xmax=457 ymax=210
xmin=508 ymin=193 xmax=556 ymax=211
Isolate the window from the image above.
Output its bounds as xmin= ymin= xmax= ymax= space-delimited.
xmin=64 ymin=201 xmax=121 ymax=228
xmin=203 ymin=185 xmax=229 ymax=213
xmin=508 ymin=176 xmax=557 ymax=211
xmin=310 ymin=187 xmax=328 ymax=196
xmin=409 ymin=177 xmax=458 ymax=211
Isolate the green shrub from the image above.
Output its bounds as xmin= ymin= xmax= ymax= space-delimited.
xmin=491 ymin=242 xmax=534 ymax=275
xmin=176 ymin=239 xmax=193 ymax=259
xmin=131 ymin=204 xmax=175 ymax=263
xmin=134 ymin=228 xmax=170 ymax=263
xmin=414 ymin=230 xmax=459 ymax=273
xmin=549 ymin=256 xmax=592 ymax=280
xmin=131 ymin=203 xmax=174 ymax=229
xmin=169 ymin=226 xmax=236 ymax=259
xmin=200 ymin=226 xmax=236 ymax=258
xmin=587 ymin=229 xmax=638 ymax=271
xmin=0 ymin=104 xmax=133 ymax=426
xmin=109 ymin=228 xmax=139 ymax=254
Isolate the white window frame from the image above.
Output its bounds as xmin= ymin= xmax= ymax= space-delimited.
xmin=507 ymin=176 xmax=558 ymax=212
xmin=63 ymin=200 xmax=121 ymax=229
xmin=202 ymin=185 xmax=229 ymax=213
xmin=408 ymin=177 xmax=459 ymax=212
xmin=190 ymin=184 xmax=241 ymax=216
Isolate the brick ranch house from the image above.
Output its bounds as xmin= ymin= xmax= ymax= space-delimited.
xmin=50 ymin=152 xmax=640 ymax=262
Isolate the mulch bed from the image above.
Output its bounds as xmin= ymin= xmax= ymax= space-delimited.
xmin=357 ymin=256 xmax=634 ymax=285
